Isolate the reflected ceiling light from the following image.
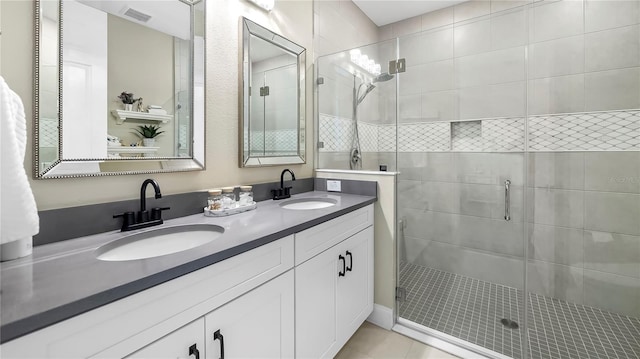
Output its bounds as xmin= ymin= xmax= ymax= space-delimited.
xmin=247 ymin=0 xmax=274 ymax=12
xmin=349 ymin=50 xmax=381 ymax=76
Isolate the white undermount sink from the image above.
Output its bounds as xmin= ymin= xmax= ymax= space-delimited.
xmin=279 ymin=197 xmax=337 ymax=210
xmin=96 ymin=224 xmax=224 ymax=261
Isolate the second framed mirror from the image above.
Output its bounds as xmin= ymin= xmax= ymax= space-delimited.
xmin=239 ymin=17 xmax=305 ymax=167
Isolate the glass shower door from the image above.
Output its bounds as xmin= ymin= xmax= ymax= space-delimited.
xmin=395 ymin=8 xmax=528 ymax=358
xmin=525 ymin=1 xmax=640 ymax=358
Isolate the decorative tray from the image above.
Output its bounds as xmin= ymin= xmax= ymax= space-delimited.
xmin=203 ymin=202 xmax=257 ymax=217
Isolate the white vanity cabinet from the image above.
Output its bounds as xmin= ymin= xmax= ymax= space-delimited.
xmin=1 ymin=203 xmax=375 ymax=359
xmin=295 ymin=205 xmax=374 ymax=359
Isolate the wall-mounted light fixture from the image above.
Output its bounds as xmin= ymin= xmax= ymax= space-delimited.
xmin=247 ymin=0 xmax=274 ymax=12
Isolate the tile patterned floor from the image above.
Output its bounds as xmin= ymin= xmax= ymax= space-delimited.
xmin=399 ymin=262 xmax=640 ymax=359
xmin=336 ymin=322 xmax=460 ymax=359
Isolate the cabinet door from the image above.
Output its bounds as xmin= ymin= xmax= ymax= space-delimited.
xmin=337 ymin=226 xmax=374 ymax=344
xmin=126 ymin=318 xmax=205 ymax=359
xmin=205 ymin=270 xmax=294 ymax=359
xmin=295 ymin=244 xmax=340 ymax=359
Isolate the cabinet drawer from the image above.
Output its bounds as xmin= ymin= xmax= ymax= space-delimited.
xmin=126 ymin=318 xmax=204 ymax=359
xmin=294 ymin=204 xmax=373 ymax=265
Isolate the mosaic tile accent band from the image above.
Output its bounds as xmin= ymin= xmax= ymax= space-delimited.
xmin=40 ymin=117 xmax=59 ymax=148
xmin=319 ymin=110 xmax=640 ymax=152
xmin=249 ymin=129 xmax=298 ymax=153
xmin=399 ymin=262 xmax=640 ymax=359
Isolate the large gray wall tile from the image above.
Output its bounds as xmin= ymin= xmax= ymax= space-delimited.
xmin=527 ymin=74 xmax=585 ymax=115
xmin=421 ymin=90 xmax=458 ymax=121
xmin=584 ymin=192 xmax=640 ymax=235
xmin=585 ymin=25 xmax=640 ymax=72
xmin=412 ymin=239 xmax=525 ymax=288
xmin=423 ymin=181 xmax=457 ymax=213
xmin=400 ymin=208 xmax=455 ymax=244
xmin=456 ymin=183 xmax=496 ymax=218
xmin=459 ymin=82 xmax=526 ymax=120
xmin=528 ymin=224 xmax=584 ymax=266
xmin=423 ymin=60 xmax=455 ymax=92
xmin=399 ymin=32 xmax=428 ymax=66
xmin=455 ymin=52 xmax=494 ymax=88
xmin=584 ymin=231 xmax=640 ymax=278
xmin=585 ymin=0 xmax=639 ymax=33
xmin=454 ymin=0 xmax=491 ymax=23
xmin=584 ymin=152 xmax=640 ymax=194
xmin=422 ymin=27 xmax=454 ymax=63
xmin=398 ymin=180 xmax=427 ymax=210
xmin=528 ymin=35 xmax=584 ymax=79
xmin=317 ymin=152 xmax=350 ymax=170
xmin=530 ymin=0 xmax=584 ymax=43
xmin=584 ymin=67 xmax=640 ymax=111
xmin=527 ymin=260 xmax=584 ymax=304
xmin=583 ymin=269 xmax=640 ymax=317
xmin=491 ymin=7 xmax=527 ymax=50
xmin=399 ymin=65 xmax=424 ymax=96
xmin=455 ymin=214 xmax=525 ymax=257
xmin=528 ymin=152 xmax=585 ymax=190
xmin=456 ymin=153 xmax=524 ymax=186
xmin=492 ymin=0 xmax=530 ymax=14
xmin=392 ymin=15 xmax=422 ymax=38
xmin=423 ymin=152 xmax=457 ymax=182
xmin=399 ymin=94 xmax=421 ymax=122
xmin=422 ymin=7 xmax=454 ymax=32
xmin=529 ymin=188 xmax=584 ymax=228
xmin=398 ymin=152 xmax=426 ymax=181
xmin=454 ymin=17 xmax=491 ymax=57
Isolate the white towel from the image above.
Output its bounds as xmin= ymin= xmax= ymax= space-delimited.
xmin=1 ymin=76 xmax=39 ymax=256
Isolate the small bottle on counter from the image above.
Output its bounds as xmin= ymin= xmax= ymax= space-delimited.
xmin=221 ymin=187 xmax=237 ymax=209
xmin=239 ymin=185 xmax=254 ymax=206
xmin=207 ymin=189 xmax=223 ymax=211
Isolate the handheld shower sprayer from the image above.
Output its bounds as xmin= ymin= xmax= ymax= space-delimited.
xmin=349 ymin=72 xmax=395 ymax=170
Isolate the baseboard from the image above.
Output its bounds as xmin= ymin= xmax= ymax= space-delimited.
xmin=366 ymin=304 xmax=394 ymax=330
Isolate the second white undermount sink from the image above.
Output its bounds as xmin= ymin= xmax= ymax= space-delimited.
xmin=279 ymin=197 xmax=337 ymax=210
xmin=96 ymin=224 xmax=224 ymax=261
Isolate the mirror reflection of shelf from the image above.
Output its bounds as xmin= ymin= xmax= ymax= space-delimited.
xmin=111 ymin=110 xmax=172 ymax=125
xmin=107 ymin=146 xmax=159 ymax=157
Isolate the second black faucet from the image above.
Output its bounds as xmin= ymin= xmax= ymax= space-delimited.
xmin=272 ymin=169 xmax=296 ymax=200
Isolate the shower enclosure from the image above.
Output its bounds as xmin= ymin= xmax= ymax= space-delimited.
xmin=317 ymin=1 xmax=640 ymax=358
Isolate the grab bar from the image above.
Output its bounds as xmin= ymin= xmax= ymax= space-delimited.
xmin=504 ymin=180 xmax=511 ymax=221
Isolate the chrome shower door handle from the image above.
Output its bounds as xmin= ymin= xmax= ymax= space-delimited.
xmin=504 ymin=180 xmax=511 ymax=221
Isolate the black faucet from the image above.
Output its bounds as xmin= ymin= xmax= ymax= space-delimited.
xmin=113 ymin=179 xmax=170 ymax=231
xmin=272 ymin=169 xmax=296 ymax=200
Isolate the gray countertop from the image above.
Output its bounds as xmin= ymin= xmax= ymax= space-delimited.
xmin=0 ymin=191 xmax=376 ymax=343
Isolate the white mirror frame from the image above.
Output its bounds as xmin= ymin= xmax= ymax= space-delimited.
xmin=239 ymin=17 xmax=306 ymax=167
xmin=34 ymin=0 xmax=206 ymax=179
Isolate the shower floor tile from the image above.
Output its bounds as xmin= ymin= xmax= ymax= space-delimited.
xmin=398 ymin=262 xmax=640 ymax=359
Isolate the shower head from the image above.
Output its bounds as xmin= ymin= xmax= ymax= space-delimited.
xmin=373 ymin=72 xmax=394 ymax=83
xmin=357 ymin=83 xmax=376 ymax=104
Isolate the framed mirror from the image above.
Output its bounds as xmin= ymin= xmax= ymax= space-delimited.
xmin=240 ymin=17 xmax=305 ymax=167
xmin=34 ymin=0 xmax=205 ymax=178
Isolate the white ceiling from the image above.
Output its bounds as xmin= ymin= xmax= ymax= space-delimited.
xmin=352 ymin=0 xmax=467 ymax=26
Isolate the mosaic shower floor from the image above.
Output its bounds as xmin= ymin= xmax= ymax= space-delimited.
xmin=399 ymin=262 xmax=640 ymax=359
